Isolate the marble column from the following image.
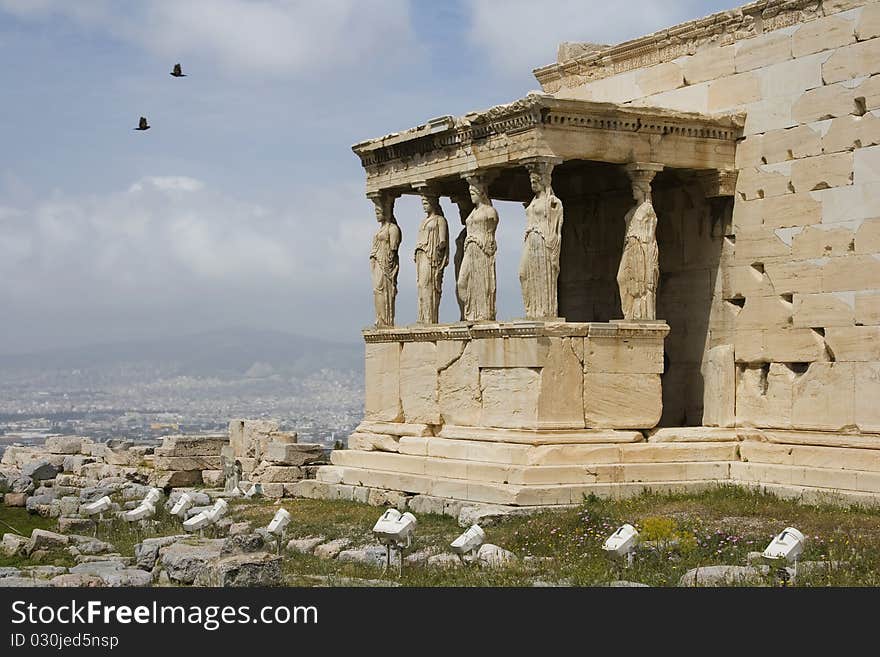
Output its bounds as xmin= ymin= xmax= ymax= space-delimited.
xmin=616 ymin=163 xmax=663 ymax=321
xmin=456 ymin=171 xmax=499 ymax=322
xmin=519 ymin=156 xmax=564 ymax=320
xmin=368 ymin=190 xmax=402 ymax=328
xmin=412 ymin=182 xmax=449 ymax=325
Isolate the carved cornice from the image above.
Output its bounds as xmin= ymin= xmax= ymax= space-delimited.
xmin=533 ymin=0 xmax=836 ymax=92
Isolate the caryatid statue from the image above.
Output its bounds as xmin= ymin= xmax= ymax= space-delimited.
xmin=413 ymin=186 xmax=449 ymax=324
xmin=518 ymin=158 xmax=564 ymax=319
xmin=456 ymin=173 xmax=499 ymax=322
xmin=369 ymin=191 xmax=402 ymax=328
xmin=616 ymin=163 xmax=663 ymax=321
xmin=450 ymin=192 xmax=474 ymax=321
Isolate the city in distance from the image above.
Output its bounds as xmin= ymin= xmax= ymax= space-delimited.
xmin=0 ymin=328 xmax=364 ymax=453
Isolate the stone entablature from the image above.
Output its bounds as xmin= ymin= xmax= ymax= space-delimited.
xmin=353 ymin=95 xmax=741 ymax=195
xmin=532 ymin=0 xmax=865 ymax=93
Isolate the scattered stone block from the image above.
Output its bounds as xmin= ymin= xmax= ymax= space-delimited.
xmin=1 ymin=533 xmax=28 ymax=557
xmin=286 ymin=536 xmax=325 ymax=554
xmin=159 ymin=539 xmax=225 ymax=584
xmin=21 ymin=460 xmax=61 ymax=483
xmin=58 ymin=517 xmax=95 ymax=534
xmin=134 ymin=535 xmax=187 ymax=571
xmin=476 ymin=543 xmax=517 ymax=568
xmin=27 ymin=529 xmax=69 ymax=554
xmin=193 ymin=553 xmax=283 ymax=587
xmin=314 ymin=538 xmax=351 ymax=560
xmin=678 ymin=565 xmax=768 ymax=586
xmin=264 ymin=443 xmax=325 ymax=466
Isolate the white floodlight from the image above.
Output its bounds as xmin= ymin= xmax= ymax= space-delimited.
xmin=602 ymin=524 xmax=640 ymax=566
xmin=244 ymin=483 xmax=262 ymax=499
xmin=143 ymin=488 xmax=162 ymax=506
xmin=123 ymin=502 xmax=156 ymax=522
xmin=763 ymin=527 xmax=805 ymax=564
xmin=267 ymin=508 xmax=291 ymax=536
xmin=170 ymin=493 xmax=194 ymax=518
xmin=372 ymin=509 xmax=418 ymax=576
xmin=266 ymin=508 xmax=292 ymax=554
xmin=183 ymin=511 xmax=211 ymax=532
xmin=82 ymin=496 xmax=112 ymax=516
xmin=450 ymin=524 xmax=485 ymax=559
xmin=205 ymin=498 xmax=228 ymax=523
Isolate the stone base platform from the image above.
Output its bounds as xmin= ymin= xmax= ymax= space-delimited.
xmin=298 ymin=424 xmax=880 ymax=512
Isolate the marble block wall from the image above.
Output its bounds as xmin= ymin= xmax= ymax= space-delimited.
xmin=363 ymin=323 xmax=667 ymax=431
xmin=542 ymin=0 xmax=880 ymax=435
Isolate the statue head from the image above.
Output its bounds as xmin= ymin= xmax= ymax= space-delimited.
xmin=370 ymin=192 xmax=396 ymax=223
xmin=420 ymin=193 xmax=443 ymax=217
xmin=525 ymin=161 xmax=553 ymax=195
xmin=466 ymin=176 xmax=489 ymax=206
xmin=632 ymin=181 xmax=651 ymax=204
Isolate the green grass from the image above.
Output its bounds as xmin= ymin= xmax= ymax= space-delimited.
xmin=0 ymin=505 xmax=74 ymax=568
xmin=7 ymin=485 xmax=880 ymax=585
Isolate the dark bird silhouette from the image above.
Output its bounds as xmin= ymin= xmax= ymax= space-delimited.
xmin=134 ymin=116 xmax=150 ymax=131
xmin=170 ymin=63 xmax=186 ymax=77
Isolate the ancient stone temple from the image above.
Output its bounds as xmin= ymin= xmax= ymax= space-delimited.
xmin=317 ymin=0 xmax=880 ymax=508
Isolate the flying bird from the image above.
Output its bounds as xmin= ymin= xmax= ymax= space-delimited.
xmin=134 ymin=116 xmax=150 ymax=131
xmin=170 ymin=63 xmax=186 ymax=77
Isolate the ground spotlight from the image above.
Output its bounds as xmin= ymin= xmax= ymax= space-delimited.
xmin=450 ymin=524 xmax=485 ymax=562
xmin=123 ymin=501 xmax=156 ymax=523
xmin=205 ymin=498 xmax=229 ymax=523
xmin=267 ymin=508 xmax=292 ymax=554
xmin=372 ymin=509 xmax=417 ymax=575
xmin=602 ymin=523 xmax=640 ymax=566
xmin=183 ymin=511 xmax=211 ymax=533
xmin=82 ymin=496 xmax=112 ymax=516
xmin=143 ymin=488 xmax=163 ymax=506
xmin=170 ymin=493 xmax=194 ymax=518
xmin=763 ymin=527 xmax=805 ymax=581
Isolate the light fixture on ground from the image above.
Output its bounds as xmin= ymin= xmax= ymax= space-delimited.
xmin=123 ymin=501 xmax=156 ymax=525
xmin=244 ymin=483 xmax=262 ymax=499
xmin=183 ymin=498 xmax=228 ymax=536
xmin=143 ymin=488 xmax=163 ymax=507
xmin=170 ymin=493 xmax=194 ymax=518
xmin=183 ymin=511 xmax=211 ymax=533
xmin=81 ymin=496 xmax=112 ymax=535
xmin=602 ymin=524 xmax=640 ymax=567
xmin=450 ymin=524 xmax=485 ymax=563
xmin=266 ymin=508 xmax=292 ymax=554
xmin=762 ymin=527 xmax=805 ymax=581
xmin=372 ymin=509 xmax=417 ymax=576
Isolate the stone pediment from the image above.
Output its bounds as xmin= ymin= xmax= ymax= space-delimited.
xmin=352 ymin=93 xmax=743 ymax=196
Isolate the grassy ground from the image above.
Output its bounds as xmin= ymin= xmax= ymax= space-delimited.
xmin=4 ymin=485 xmax=880 ymax=585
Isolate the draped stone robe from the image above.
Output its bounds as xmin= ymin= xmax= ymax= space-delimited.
xmin=370 ymin=220 xmax=401 ymax=327
xmin=616 ymin=199 xmax=659 ymax=320
xmin=415 ymin=211 xmax=449 ymax=324
xmin=519 ymin=191 xmax=563 ymax=319
xmin=457 ymin=205 xmax=498 ymax=322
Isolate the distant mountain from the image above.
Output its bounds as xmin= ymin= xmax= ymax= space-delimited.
xmin=0 ymin=328 xmax=363 ymax=378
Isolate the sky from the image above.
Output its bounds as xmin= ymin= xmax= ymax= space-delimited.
xmin=0 ymin=0 xmax=734 ymax=353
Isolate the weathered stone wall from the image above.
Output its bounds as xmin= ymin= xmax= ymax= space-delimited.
xmin=363 ymin=324 xmax=667 ymax=431
xmin=546 ymin=0 xmax=880 ymax=433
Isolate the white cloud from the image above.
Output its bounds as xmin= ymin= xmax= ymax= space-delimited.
xmin=464 ymin=0 xmax=727 ymax=78
xmin=0 ymin=0 xmax=418 ymax=78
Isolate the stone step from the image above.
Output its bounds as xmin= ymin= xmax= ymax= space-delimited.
xmin=437 ymin=425 xmax=643 ymax=445
xmin=731 ymin=461 xmax=880 ymax=493
xmin=740 ymin=441 xmax=880 ymax=471
xmin=318 ymin=465 xmax=722 ymax=505
xmin=396 ymin=436 xmax=738 ymax=466
xmin=332 ymin=449 xmax=731 ymax=485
